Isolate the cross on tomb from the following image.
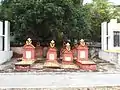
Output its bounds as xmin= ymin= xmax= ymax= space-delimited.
xmin=27 ymin=38 xmax=32 ymax=44
xmin=28 ymin=38 xmax=31 ymax=41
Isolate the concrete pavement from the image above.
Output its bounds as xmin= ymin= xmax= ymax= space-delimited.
xmin=0 ymin=72 xmax=120 ymax=88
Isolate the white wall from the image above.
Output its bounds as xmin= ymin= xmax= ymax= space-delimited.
xmin=4 ymin=21 xmax=10 ymax=51
xmin=101 ymin=22 xmax=107 ymax=51
xmin=0 ymin=21 xmax=13 ymax=64
xmin=101 ymin=19 xmax=120 ymax=51
xmin=0 ymin=21 xmax=3 ymax=51
xmin=0 ymin=51 xmax=13 ymax=64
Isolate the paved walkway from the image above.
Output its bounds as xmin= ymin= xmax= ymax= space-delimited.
xmin=0 ymin=72 xmax=120 ymax=88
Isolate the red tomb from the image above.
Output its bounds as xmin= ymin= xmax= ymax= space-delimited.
xmin=46 ymin=47 xmax=57 ymax=62
xmin=60 ymin=42 xmax=66 ymax=59
xmin=23 ymin=38 xmax=35 ymax=60
xmin=62 ymin=43 xmax=73 ymax=64
xmin=43 ymin=46 xmax=48 ymax=58
xmin=44 ymin=40 xmax=60 ymax=68
xmin=72 ymin=43 xmax=78 ymax=60
xmin=61 ymin=43 xmax=78 ymax=69
xmin=15 ymin=38 xmax=35 ymax=71
xmin=76 ymin=40 xmax=88 ymax=61
xmin=35 ymin=42 xmax=43 ymax=60
xmin=76 ymin=39 xmax=96 ymax=71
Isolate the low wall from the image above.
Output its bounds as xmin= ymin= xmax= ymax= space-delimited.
xmin=11 ymin=47 xmax=23 ymax=54
xmin=88 ymin=46 xmax=100 ymax=59
xmin=11 ymin=46 xmax=101 ymax=58
xmin=0 ymin=51 xmax=13 ymax=64
xmin=99 ymin=50 xmax=120 ymax=65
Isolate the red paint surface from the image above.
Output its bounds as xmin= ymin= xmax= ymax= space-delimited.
xmin=23 ymin=44 xmax=35 ymax=60
xmin=77 ymin=45 xmax=88 ymax=61
xmin=62 ymin=50 xmax=73 ymax=64
xmin=76 ymin=61 xmax=96 ymax=71
xmin=35 ymin=46 xmax=43 ymax=57
xmin=46 ymin=47 xmax=57 ymax=61
xmin=60 ymin=47 xmax=66 ymax=59
xmin=72 ymin=47 xmax=77 ymax=58
xmin=15 ymin=65 xmax=30 ymax=71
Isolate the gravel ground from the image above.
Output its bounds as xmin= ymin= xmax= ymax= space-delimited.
xmin=0 ymin=58 xmax=120 ymax=73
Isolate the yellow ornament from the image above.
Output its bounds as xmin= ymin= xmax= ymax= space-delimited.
xmin=50 ymin=40 xmax=55 ymax=48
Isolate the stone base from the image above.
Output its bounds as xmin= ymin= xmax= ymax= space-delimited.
xmin=76 ymin=60 xmax=96 ymax=71
xmin=15 ymin=65 xmax=30 ymax=71
xmin=62 ymin=61 xmax=74 ymax=65
xmin=43 ymin=60 xmax=60 ymax=68
xmin=31 ymin=63 xmax=43 ymax=69
xmin=61 ymin=63 xmax=79 ymax=69
xmin=0 ymin=51 xmax=13 ymax=64
xmin=15 ymin=60 xmax=35 ymax=71
xmin=36 ymin=57 xmax=43 ymax=61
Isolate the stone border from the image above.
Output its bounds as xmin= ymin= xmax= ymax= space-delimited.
xmin=0 ymin=72 xmax=120 ymax=75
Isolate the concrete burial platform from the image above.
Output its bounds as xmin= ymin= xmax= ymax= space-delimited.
xmin=0 ymin=72 xmax=120 ymax=88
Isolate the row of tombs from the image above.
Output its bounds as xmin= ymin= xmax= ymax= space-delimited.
xmin=14 ymin=38 xmax=97 ymax=71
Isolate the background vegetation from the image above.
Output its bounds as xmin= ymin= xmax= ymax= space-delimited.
xmin=0 ymin=0 xmax=119 ymax=45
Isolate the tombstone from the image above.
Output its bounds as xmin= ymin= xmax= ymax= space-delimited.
xmin=44 ymin=40 xmax=60 ymax=68
xmin=35 ymin=42 xmax=43 ymax=60
xmin=76 ymin=39 xmax=96 ymax=71
xmin=61 ymin=43 xmax=79 ymax=69
xmin=43 ymin=43 xmax=49 ymax=58
xmin=31 ymin=42 xmax=44 ymax=69
xmin=76 ymin=39 xmax=88 ymax=61
xmin=72 ymin=40 xmax=78 ymax=60
xmin=62 ymin=43 xmax=73 ymax=64
xmin=23 ymin=38 xmax=35 ymax=60
xmin=60 ymin=41 xmax=66 ymax=60
xmin=15 ymin=38 xmax=35 ymax=71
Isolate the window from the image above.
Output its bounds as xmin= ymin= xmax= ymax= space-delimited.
xmin=114 ymin=31 xmax=120 ymax=47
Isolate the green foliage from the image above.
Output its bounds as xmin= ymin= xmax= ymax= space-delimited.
xmin=84 ymin=0 xmax=119 ymax=41
xmin=0 ymin=0 xmax=119 ymax=43
xmin=0 ymin=0 xmax=91 ymax=43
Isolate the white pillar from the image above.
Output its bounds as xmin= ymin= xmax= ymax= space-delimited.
xmin=101 ymin=22 xmax=107 ymax=51
xmin=108 ymin=23 xmax=112 ymax=50
xmin=4 ymin=21 xmax=10 ymax=51
xmin=0 ymin=21 xmax=3 ymax=51
xmin=108 ymin=19 xmax=117 ymax=50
